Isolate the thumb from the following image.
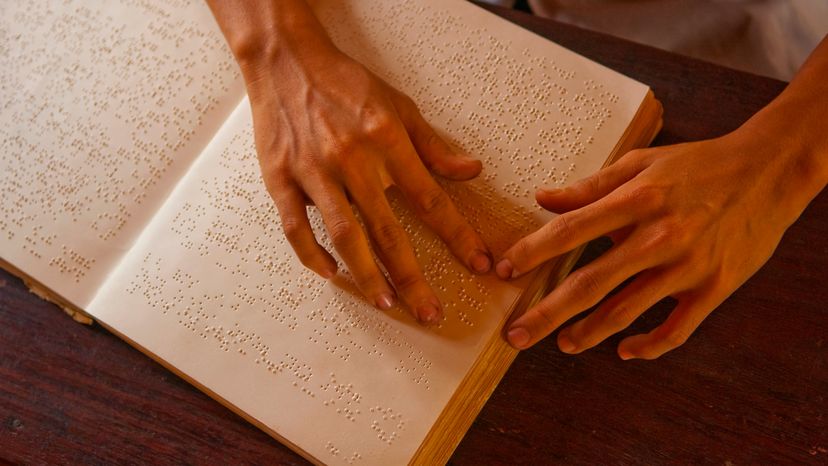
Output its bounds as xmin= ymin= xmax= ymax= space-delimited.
xmin=537 ymin=149 xmax=651 ymax=213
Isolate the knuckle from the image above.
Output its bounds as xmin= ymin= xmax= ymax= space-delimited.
xmin=415 ymin=185 xmax=449 ymax=217
xmin=280 ymin=216 xmax=305 ymax=243
xmin=373 ymin=220 xmax=405 ymax=252
xmin=626 ymin=148 xmax=655 ymax=166
xmin=327 ymin=216 xmax=358 ymax=248
xmin=510 ymin=239 xmax=532 ymax=269
xmin=605 ymin=302 xmax=638 ymax=328
xmin=262 ymin=166 xmax=292 ymax=194
xmin=327 ymin=135 xmax=359 ymax=166
xmin=626 ymin=183 xmax=667 ymax=212
xmin=445 ymin=222 xmax=474 ymax=249
xmin=659 ymin=215 xmax=684 ymax=238
xmin=362 ymin=109 xmax=398 ymax=142
xmin=663 ymin=217 xmax=694 ymax=252
xmin=392 ymin=270 xmax=422 ymax=293
xmin=358 ymin=275 xmax=388 ymax=296
xmin=533 ymin=303 xmax=561 ymax=332
xmin=568 ymin=268 xmax=603 ymax=298
xmin=580 ymin=172 xmax=602 ymax=195
xmin=424 ymin=128 xmax=442 ymax=149
xmin=640 ymin=222 xmax=676 ymax=253
xmin=624 ymin=148 xmax=645 ymax=162
xmin=546 ymin=214 xmax=575 ymax=243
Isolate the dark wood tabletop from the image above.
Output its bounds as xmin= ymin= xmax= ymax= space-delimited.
xmin=2 ymin=5 xmax=826 ymax=465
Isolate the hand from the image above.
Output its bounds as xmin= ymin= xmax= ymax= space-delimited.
xmin=497 ymin=121 xmax=826 ymax=359
xmin=498 ymin=35 xmax=828 ymax=359
xmin=210 ymin=1 xmax=492 ymax=324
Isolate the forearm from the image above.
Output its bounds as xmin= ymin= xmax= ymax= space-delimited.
xmin=205 ymin=0 xmax=338 ymax=83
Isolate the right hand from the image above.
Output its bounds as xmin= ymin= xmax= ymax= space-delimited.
xmin=241 ymin=34 xmax=491 ymax=324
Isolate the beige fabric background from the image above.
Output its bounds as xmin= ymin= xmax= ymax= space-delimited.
xmin=482 ymin=0 xmax=828 ymax=80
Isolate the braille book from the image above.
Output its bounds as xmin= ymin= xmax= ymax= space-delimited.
xmin=0 ymin=0 xmax=661 ymax=464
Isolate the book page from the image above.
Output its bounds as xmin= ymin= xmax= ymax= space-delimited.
xmin=0 ymin=0 xmax=245 ymax=308
xmin=87 ymin=1 xmax=649 ymax=464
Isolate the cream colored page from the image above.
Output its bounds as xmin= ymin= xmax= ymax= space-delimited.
xmin=86 ymin=1 xmax=648 ymax=464
xmin=89 ymin=98 xmax=525 ymax=464
xmin=312 ymin=0 xmax=648 ymax=226
xmin=0 ymin=0 xmax=244 ymax=307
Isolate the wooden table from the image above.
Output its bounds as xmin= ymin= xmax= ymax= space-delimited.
xmin=1 ymin=5 xmax=826 ymax=465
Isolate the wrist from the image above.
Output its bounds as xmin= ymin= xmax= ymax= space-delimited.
xmin=733 ymin=37 xmax=828 ymax=205
xmin=725 ymin=94 xmax=828 ymax=224
xmin=737 ymin=94 xmax=828 ymax=204
xmin=238 ymin=19 xmax=331 ymax=73
xmin=208 ymin=0 xmax=339 ymax=86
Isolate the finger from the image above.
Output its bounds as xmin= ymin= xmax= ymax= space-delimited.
xmin=505 ymin=238 xmax=657 ymax=350
xmin=346 ymin=173 xmax=442 ymax=324
xmin=495 ymin=197 xmax=633 ymax=280
xmin=385 ymin=139 xmax=492 ymax=275
xmin=536 ymin=148 xmax=651 ymax=213
xmin=617 ymin=290 xmax=724 ymax=360
xmin=392 ymin=92 xmax=482 ymax=181
xmin=272 ymin=183 xmax=338 ymax=279
xmin=607 ymin=225 xmax=635 ymax=245
xmin=556 ymin=268 xmax=678 ymax=354
xmin=303 ymin=179 xmax=397 ymax=311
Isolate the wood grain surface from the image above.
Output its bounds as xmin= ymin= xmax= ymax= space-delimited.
xmin=1 ymin=5 xmax=825 ymax=465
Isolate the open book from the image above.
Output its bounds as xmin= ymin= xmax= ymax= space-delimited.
xmin=0 ymin=0 xmax=661 ymax=464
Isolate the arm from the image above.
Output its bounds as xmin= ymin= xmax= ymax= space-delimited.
xmin=498 ymin=37 xmax=828 ymax=359
xmin=205 ymin=0 xmax=493 ymax=324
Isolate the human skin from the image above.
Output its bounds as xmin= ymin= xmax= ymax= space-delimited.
xmin=205 ymin=0 xmax=493 ymax=325
xmin=498 ymin=37 xmax=828 ymax=359
xmin=207 ymin=1 xmax=827 ymax=359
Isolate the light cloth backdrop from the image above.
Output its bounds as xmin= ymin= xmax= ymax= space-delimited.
xmin=481 ymin=0 xmax=828 ymax=80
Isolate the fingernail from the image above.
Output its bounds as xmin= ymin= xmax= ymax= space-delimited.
xmin=558 ymin=334 xmax=576 ymax=353
xmin=507 ymin=327 xmax=530 ymax=349
xmin=417 ymin=304 xmax=441 ymax=325
xmin=453 ymin=149 xmax=478 ymax=162
xmin=618 ymin=349 xmax=633 ymax=360
xmin=539 ymin=187 xmax=563 ymax=196
xmin=376 ymin=293 xmax=395 ymax=311
xmin=470 ymin=251 xmax=492 ymax=274
xmin=495 ymin=259 xmax=513 ymax=280
xmin=321 ymin=267 xmax=336 ymax=279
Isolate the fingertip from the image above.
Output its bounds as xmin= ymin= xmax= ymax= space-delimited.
xmin=469 ymin=250 xmax=492 ymax=274
xmin=535 ymin=187 xmax=571 ymax=212
xmin=436 ymin=156 xmax=482 ymax=181
xmin=495 ymin=258 xmax=514 ymax=280
xmin=464 ymin=159 xmax=483 ymax=179
xmin=416 ymin=300 xmax=443 ymax=325
xmin=507 ymin=327 xmax=531 ymax=349
xmin=463 ymin=156 xmax=483 ymax=171
xmin=308 ymin=257 xmax=337 ymax=280
xmin=557 ymin=332 xmax=576 ymax=354
xmin=617 ymin=337 xmax=638 ymax=360
xmin=536 ymin=187 xmax=564 ymax=199
xmin=320 ymin=266 xmax=337 ymax=280
xmin=376 ymin=293 xmax=396 ymax=311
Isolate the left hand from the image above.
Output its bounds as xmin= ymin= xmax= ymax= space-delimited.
xmin=495 ymin=120 xmax=825 ymax=359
